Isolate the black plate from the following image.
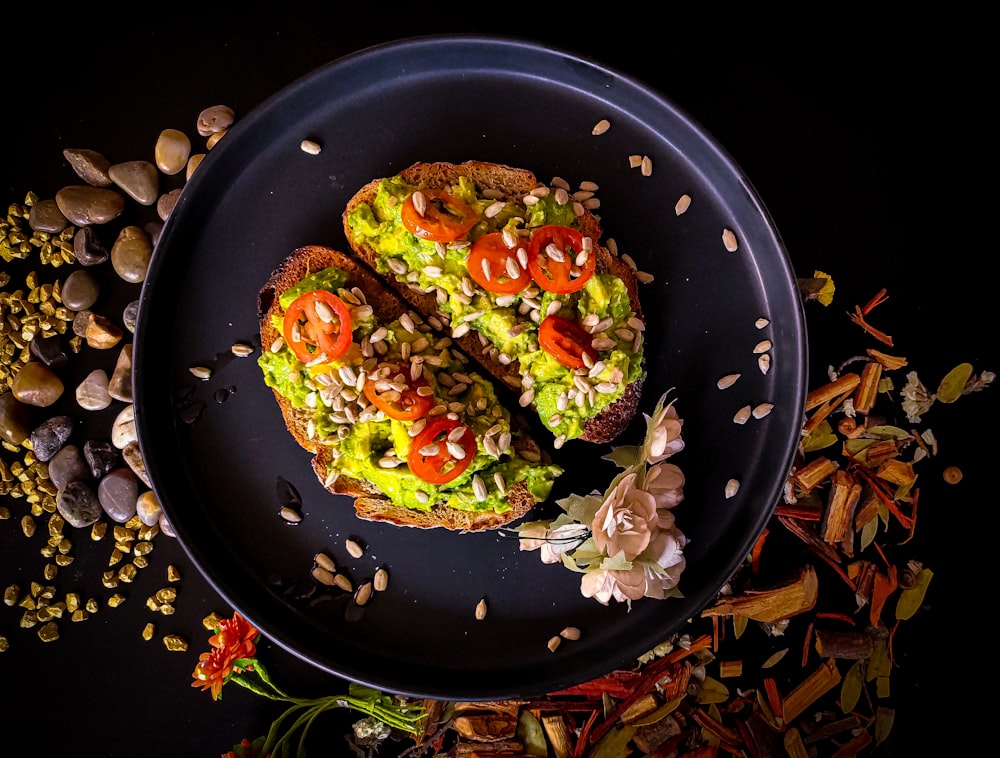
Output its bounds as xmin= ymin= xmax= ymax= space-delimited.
xmin=133 ymin=34 xmax=806 ymax=700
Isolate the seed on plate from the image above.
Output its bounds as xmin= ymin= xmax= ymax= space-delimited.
xmin=189 ymin=366 xmax=211 ymax=380
xmin=311 ymin=565 xmax=337 ymax=586
xmin=640 ymin=155 xmax=652 ymax=176
xmin=725 ymin=479 xmax=740 ymax=499
xmin=314 ymin=551 xmax=335 ymax=572
xmin=635 ymin=271 xmax=654 ymax=284
xmin=628 ymin=154 xmax=642 ymax=168
xmin=354 ymin=581 xmax=373 ymax=607
xmin=722 ymin=228 xmax=739 ymax=252
xmin=755 ymin=317 xmax=770 ymax=329
xmin=475 ymin=597 xmax=488 ymax=620
xmin=373 ymin=567 xmax=389 ymax=591
xmin=675 ymin=194 xmax=691 ymax=215
xmin=753 ymin=339 xmax=772 ymax=354
xmin=333 ymin=573 xmax=353 ymax=592
xmin=299 ymin=139 xmax=322 ymax=155
xmin=717 ymin=373 xmax=741 ymax=390
xmin=279 ymin=506 xmax=301 ymax=523
xmin=758 ymin=354 xmax=772 ymax=375
xmin=230 ymin=342 xmax=254 ymax=357
xmin=560 ymin=626 xmax=581 ymax=641
xmin=591 ymin=118 xmax=611 ymax=135
xmin=752 ymin=402 xmax=774 ymax=419
xmin=733 ymin=405 xmax=752 ymax=425
xmin=547 ymin=636 xmax=562 ymax=653
xmin=346 ymin=539 xmax=364 ymax=558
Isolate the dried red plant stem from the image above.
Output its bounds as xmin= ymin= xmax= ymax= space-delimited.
xmin=774 ymin=502 xmax=823 ymax=520
xmin=763 ymin=677 xmax=784 ymax=720
xmin=849 ymin=305 xmax=893 ymax=346
xmin=587 ymin=635 xmax=712 ymax=745
xmin=571 ymin=710 xmax=600 ymax=758
xmin=688 ymin=708 xmax=743 ymax=746
xmin=860 ymin=288 xmax=889 ymax=316
xmin=851 ymin=466 xmax=914 ymax=530
xmin=750 ymin=528 xmax=769 ymax=574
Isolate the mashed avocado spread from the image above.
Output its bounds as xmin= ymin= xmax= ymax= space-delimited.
xmin=258 ymin=266 xmax=561 ymax=513
xmin=345 ymin=174 xmax=645 ymax=442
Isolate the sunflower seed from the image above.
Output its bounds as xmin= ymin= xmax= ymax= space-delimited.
xmin=717 ymin=373 xmax=741 ymax=390
xmin=759 ymin=354 xmax=772 ymax=375
xmin=373 ymin=568 xmax=389 ymax=591
xmin=733 ymin=405 xmax=752 ymax=425
xmin=752 ymin=403 xmax=774 ymax=419
xmin=592 ymin=118 xmax=611 ymax=135
xmin=547 ymin=636 xmax=562 ymax=652
xmin=311 ymin=565 xmax=337 ymax=586
xmin=755 ymin=317 xmax=770 ymax=329
xmin=334 ymin=574 xmax=352 ymax=592
xmin=299 ymin=139 xmax=322 ymax=155
xmin=189 ymin=366 xmax=211 ymax=380
xmin=411 ymin=190 xmax=427 ymax=216
xmin=754 ymin=339 xmax=772 ymax=354
xmin=560 ymin=626 xmax=581 ymax=641
xmin=314 ymin=552 xmax=335 ymax=572
xmin=725 ymin=479 xmax=740 ymax=499
xmin=231 ymin=342 xmax=254 ymax=357
xmin=484 ymin=201 xmax=506 ymax=218
xmin=640 ymin=155 xmax=652 ymax=176
xmin=675 ymin=194 xmax=691 ymax=215
xmin=722 ymin=228 xmax=739 ymax=252
xmin=354 ymin=582 xmax=373 ymax=606
xmin=472 ymin=475 xmax=488 ymax=502
xmin=475 ymin=598 xmax=488 ymax=620
xmin=346 ymin=539 xmax=364 ymax=558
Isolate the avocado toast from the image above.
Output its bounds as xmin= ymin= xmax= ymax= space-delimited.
xmin=257 ymin=244 xmax=562 ymax=531
xmin=343 ymin=160 xmax=645 ymax=446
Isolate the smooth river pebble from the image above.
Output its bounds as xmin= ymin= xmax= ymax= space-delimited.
xmin=98 ymin=467 xmax=139 ymax=523
xmin=57 ymin=480 xmax=103 ymax=528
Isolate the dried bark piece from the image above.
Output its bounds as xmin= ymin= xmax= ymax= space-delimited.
xmin=821 ymin=470 xmax=862 ymax=545
xmin=701 ymin=565 xmax=819 ymax=623
xmin=782 ymin=658 xmax=842 ymax=722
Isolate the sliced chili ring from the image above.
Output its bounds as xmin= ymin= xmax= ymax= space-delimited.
xmin=282 ymin=290 xmax=353 ymax=364
xmin=538 ymin=314 xmax=598 ymax=370
xmin=400 ymin=189 xmax=479 ymax=242
xmin=527 ymin=225 xmax=595 ymax=294
xmin=363 ymin=362 xmax=434 ymax=421
xmin=408 ymin=418 xmax=477 ymax=485
xmin=467 ymin=232 xmax=530 ymax=294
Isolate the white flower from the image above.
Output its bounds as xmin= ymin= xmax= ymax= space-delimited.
xmin=901 ymin=370 xmax=934 ymax=423
xmin=639 ymin=530 xmax=687 ymax=599
xmin=645 ymin=462 xmax=685 ymax=510
xmin=591 ymin=473 xmax=658 ymax=561
xmin=580 ymin=565 xmax=647 ymax=605
xmin=517 ymin=521 xmax=589 ymax=564
xmin=643 ymin=393 xmax=684 ymax=464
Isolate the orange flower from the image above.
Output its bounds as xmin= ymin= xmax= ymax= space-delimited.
xmin=192 ymin=612 xmax=261 ymax=700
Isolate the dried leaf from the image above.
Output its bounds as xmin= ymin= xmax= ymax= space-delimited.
xmin=695 ymin=676 xmax=730 ymax=705
xmin=802 ymin=420 xmax=838 ymax=453
xmin=590 ymin=723 xmax=636 ymax=758
xmin=865 ymin=425 xmax=911 ymax=440
xmin=517 ymin=710 xmax=548 ymax=758
xmin=840 ymin=660 xmax=864 ymax=714
xmin=734 ymin=614 xmax=749 ymax=639
xmin=866 ymin=639 xmax=891 ymax=682
xmin=859 ymin=515 xmax=878 ymax=550
xmin=936 ymin=362 xmax=973 ymax=403
xmin=895 ymin=567 xmax=933 ymax=620
xmin=874 ymin=706 xmax=895 ymax=745
xmin=762 ymin=648 xmax=788 ymax=669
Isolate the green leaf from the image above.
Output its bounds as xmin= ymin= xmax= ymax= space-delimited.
xmin=517 ymin=710 xmax=548 ymax=757
xmin=840 ymin=660 xmax=864 ymax=713
xmin=937 ymin=363 xmax=973 ymax=403
xmin=696 ymin=676 xmax=729 ymax=705
xmin=802 ymin=420 xmax=838 ymax=452
xmin=761 ymin=648 xmax=787 ymax=669
xmin=603 ymin=445 xmax=640 ymax=469
xmin=859 ymin=514 xmax=878 ymax=551
xmin=896 ymin=567 xmax=933 ymax=620
xmin=734 ymin=614 xmax=749 ymax=639
xmin=865 ymin=425 xmax=911 ymax=440
xmin=590 ymin=724 xmax=636 ymax=758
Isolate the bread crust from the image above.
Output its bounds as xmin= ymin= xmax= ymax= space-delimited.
xmin=342 ymin=160 xmax=643 ymax=443
xmin=258 ymin=244 xmax=546 ymax=532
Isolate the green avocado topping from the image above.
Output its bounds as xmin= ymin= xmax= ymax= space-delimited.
xmin=345 ymin=174 xmax=645 ymax=442
xmin=258 ymin=266 xmax=562 ymax=514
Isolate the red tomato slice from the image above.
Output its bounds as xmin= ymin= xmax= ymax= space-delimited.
xmin=467 ymin=232 xmax=530 ymax=294
xmin=363 ymin=362 xmax=434 ymax=421
xmin=282 ymin=290 xmax=352 ymax=364
xmin=400 ymin=189 xmax=479 ymax=242
xmin=538 ymin=315 xmax=597 ymax=370
xmin=408 ymin=418 xmax=477 ymax=485
xmin=527 ymin=225 xmax=595 ymax=294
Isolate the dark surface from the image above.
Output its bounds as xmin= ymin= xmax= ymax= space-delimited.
xmin=130 ymin=35 xmax=806 ymax=700
xmin=1 ymin=12 xmax=992 ymax=756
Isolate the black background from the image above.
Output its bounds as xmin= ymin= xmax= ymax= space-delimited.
xmin=1 ymin=11 xmax=992 ymax=756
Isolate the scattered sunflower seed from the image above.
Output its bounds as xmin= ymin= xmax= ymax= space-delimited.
xmin=547 ymin=636 xmax=562 ymax=652
xmin=189 ymin=366 xmax=211 ymax=380
xmin=675 ymin=194 xmax=691 ymax=215
xmin=725 ymin=479 xmax=740 ymax=499
xmin=722 ymin=228 xmax=739 ymax=252
xmin=230 ymin=342 xmax=254 ymax=357
xmin=752 ymin=402 xmax=774 ymax=419
xmin=345 ymin=539 xmax=364 ymax=559
xmin=591 ymin=118 xmax=611 ymax=136
xmin=373 ymin=567 xmax=389 ymax=591
xmin=733 ymin=406 xmax=752 ymax=425
xmin=717 ymin=373 xmax=741 ymax=390
xmin=354 ymin=582 xmax=373 ymax=607
xmin=560 ymin=626 xmax=581 ymax=641
xmin=640 ymin=155 xmax=653 ymax=176
xmin=475 ymin=597 xmax=488 ymax=621
xmin=755 ymin=317 xmax=770 ymax=329
xmin=299 ymin=139 xmax=322 ymax=155
xmin=758 ymin=354 xmax=772 ymax=375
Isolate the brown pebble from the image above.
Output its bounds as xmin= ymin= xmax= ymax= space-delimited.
xmin=85 ymin=314 xmax=123 ymax=349
xmin=157 ymin=189 xmax=183 ymax=221
xmin=197 ymin=105 xmax=235 ymax=136
xmin=62 ymin=148 xmax=113 ymax=187
xmin=11 ymin=362 xmax=64 ymax=407
xmin=154 ymin=129 xmax=192 ymax=175
xmin=108 ymin=161 xmax=159 ymax=206
xmin=55 ymin=186 xmax=126 ymax=226
xmin=110 ymin=225 xmax=153 ymax=284
xmin=28 ymin=198 xmax=69 ymax=233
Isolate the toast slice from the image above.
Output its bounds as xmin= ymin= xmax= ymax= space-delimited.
xmin=257 ymin=244 xmax=562 ymax=532
xmin=342 ymin=160 xmax=645 ymax=444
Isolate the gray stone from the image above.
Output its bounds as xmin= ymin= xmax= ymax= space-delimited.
xmin=57 ymin=480 xmax=103 ymax=528
xmin=55 ymin=185 xmax=125 ymax=226
xmin=76 ymin=369 xmax=113 ymax=411
xmin=108 ymin=160 xmax=159 ymax=206
xmin=111 ymin=404 xmax=136 ymax=449
xmin=123 ymin=300 xmax=140 ymax=333
xmin=83 ymin=440 xmax=120 ymax=479
xmin=98 ymin=467 xmax=139 ymax=523
xmin=61 ymin=268 xmax=100 ymax=311
xmin=48 ymin=444 xmax=90 ymax=489
xmin=29 ymin=415 xmax=75 ymax=461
